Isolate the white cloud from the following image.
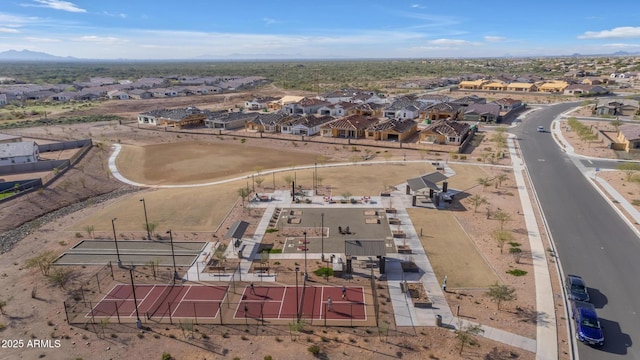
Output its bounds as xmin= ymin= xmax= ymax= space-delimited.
xmin=24 ymin=36 xmax=61 ymax=42
xmin=262 ymin=17 xmax=280 ymax=25
xmin=410 ymin=4 xmax=426 ymax=9
xmin=484 ymin=36 xmax=505 ymax=43
xmin=23 ymin=0 xmax=86 ymax=13
xmin=0 ymin=27 xmax=20 ymax=33
xmin=103 ymin=11 xmax=127 ymax=19
xmin=74 ymin=35 xmax=128 ymax=44
xmin=601 ymin=43 xmax=640 ymax=49
xmin=578 ymin=27 xmax=640 ymax=39
xmin=428 ymin=38 xmax=472 ymax=46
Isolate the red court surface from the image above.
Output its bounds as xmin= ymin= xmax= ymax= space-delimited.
xmin=87 ymin=284 xmax=228 ymax=320
xmin=234 ymin=285 xmax=366 ymax=321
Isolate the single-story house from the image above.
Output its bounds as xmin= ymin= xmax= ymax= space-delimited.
xmin=283 ymin=97 xmax=330 ymax=115
xmin=0 ymin=141 xmax=39 ymax=165
xmin=280 ymin=115 xmax=334 ymax=136
xmin=245 ymin=113 xmax=290 ymax=132
xmin=481 ymin=81 xmax=508 ymax=91
xmin=463 ymin=103 xmax=501 ymax=122
xmin=506 ymin=82 xmax=538 ymax=92
xmin=107 ymin=90 xmax=130 ymax=100
xmin=320 ymin=115 xmax=379 ymax=138
xmin=595 ymin=99 xmax=640 ymax=117
xmin=128 ymin=89 xmax=153 ymax=99
xmin=419 ymin=120 xmax=470 ymax=145
xmin=616 ymin=124 xmax=640 ymax=153
xmin=383 ymin=97 xmax=429 ymax=120
xmin=563 ymin=84 xmax=609 ymax=96
xmin=537 ymin=80 xmax=569 ymax=93
xmin=205 ymin=112 xmax=257 ymax=130
xmin=245 ymin=96 xmax=279 ymax=110
xmin=457 ymin=79 xmax=489 ymax=90
xmin=493 ymin=98 xmax=523 ymax=115
xmin=138 ymin=107 xmax=205 ymax=127
xmin=348 ymin=103 xmax=385 ymax=117
xmin=365 ymin=118 xmax=418 ymax=142
xmin=417 ymin=94 xmax=451 ymax=106
xmin=426 ymin=102 xmax=462 ymax=121
xmin=267 ymin=95 xmax=305 ymax=112
xmin=317 ymin=102 xmax=357 ymax=117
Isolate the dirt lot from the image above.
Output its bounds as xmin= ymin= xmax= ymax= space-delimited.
xmin=0 ymin=89 xmax=576 ymax=360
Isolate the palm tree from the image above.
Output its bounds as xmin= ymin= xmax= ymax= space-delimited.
xmin=494 ymin=174 xmax=508 ymax=188
xmin=493 ymin=210 xmax=512 ymax=230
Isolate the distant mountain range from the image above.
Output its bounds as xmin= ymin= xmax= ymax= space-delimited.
xmin=1 ymin=49 xmax=640 ymax=62
xmin=0 ymin=49 xmax=79 ymax=61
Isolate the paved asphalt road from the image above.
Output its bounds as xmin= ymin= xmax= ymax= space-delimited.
xmin=511 ymin=103 xmax=639 ymax=360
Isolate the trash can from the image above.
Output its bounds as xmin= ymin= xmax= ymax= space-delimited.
xmin=435 ymin=314 xmax=442 ymax=327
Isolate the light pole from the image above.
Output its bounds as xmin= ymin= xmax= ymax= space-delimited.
xmin=128 ymin=266 xmax=143 ymax=329
xmin=303 ymin=231 xmax=308 ymax=279
xmin=140 ymin=198 xmax=151 ymax=240
xmin=111 ymin=218 xmax=122 ymax=268
xmin=166 ymin=230 xmax=179 ymax=284
xmin=321 ymin=213 xmax=325 ymax=262
xmin=295 ymin=267 xmax=300 ymax=321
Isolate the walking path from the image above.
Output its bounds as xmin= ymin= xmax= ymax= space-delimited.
xmin=107 ymin=141 xmax=555 ymax=356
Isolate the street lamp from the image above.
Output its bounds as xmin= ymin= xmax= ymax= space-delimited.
xmin=295 ymin=267 xmax=300 ymax=321
xmin=166 ymin=229 xmax=179 ymax=283
xmin=303 ymin=231 xmax=308 ymax=279
xmin=111 ymin=218 xmax=122 ymax=268
xmin=320 ymin=213 xmax=325 ymax=262
xmin=128 ymin=266 xmax=143 ymax=329
xmin=140 ymin=198 xmax=151 ymax=240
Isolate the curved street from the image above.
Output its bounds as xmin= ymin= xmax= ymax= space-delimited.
xmin=512 ymin=102 xmax=639 ymax=360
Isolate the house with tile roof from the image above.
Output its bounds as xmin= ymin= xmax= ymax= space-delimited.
xmin=245 ymin=96 xmax=280 ymax=110
xmin=317 ymin=102 xmax=357 ymax=117
xmin=426 ymin=102 xmax=463 ymax=121
xmin=348 ymin=103 xmax=385 ymax=117
xmin=463 ymin=103 xmax=501 ymax=122
xmin=245 ymin=112 xmax=290 ymax=133
xmin=267 ymin=95 xmax=305 ymax=111
xmin=283 ymin=97 xmax=330 ymax=115
xmin=416 ymin=94 xmax=451 ymax=106
xmin=365 ymin=118 xmax=418 ymax=142
xmin=320 ymin=115 xmax=379 ymax=139
xmin=280 ymin=115 xmax=334 ymax=136
xmin=0 ymin=141 xmax=39 ymax=166
xmin=419 ymin=120 xmax=470 ymax=145
xmin=492 ymin=98 xmax=523 ymax=115
xmin=383 ymin=97 xmax=430 ymax=120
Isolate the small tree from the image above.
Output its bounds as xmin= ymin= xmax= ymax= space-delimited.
xmin=84 ymin=225 xmax=95 ymax=239
xmin=485 ymin=282 xmax=517 ymax=310
xmin=468 ymin=194 xmax=488 ymax=213
xmin=283 ymin=175 xmax=294 ymax=187
xmin=494 ymin=173 xmax=508 ymax=188
xmin=254 ymin=177 xmax=265 ymax=188
xmin=493 ymin=210 xmax=512 ymax=230
xmin=341 ymin=191 xmax=352 ymax=202
xmin=48 ymin=268 xmax=73 ymax=289
xmin=144 ymin=222 xmax=157 ymax=238
xmin=25 ymin=251 xmax=57 ymax=276
xmin=455 ymin=323 xmax=484 ymax=355
xmin=476 ymin=177 xmax=493 ymax=192
xmin=238 ymin=187 xmax=250 ymax=207
xmin=492 ymin=230 xmax=513 ymax=253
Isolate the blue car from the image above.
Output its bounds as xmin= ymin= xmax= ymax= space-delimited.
xmin=566 ymin=275 xmax=590 ymax=302
xmin=572 ymin=300 xmax=604 ymax=346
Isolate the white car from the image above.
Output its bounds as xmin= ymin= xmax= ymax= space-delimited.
xmin=537 ymin=126 xmax=545 ymax=132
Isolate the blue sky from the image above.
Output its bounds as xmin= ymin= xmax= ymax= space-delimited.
xmin=1 ymin=0 xmax=640 ymax=59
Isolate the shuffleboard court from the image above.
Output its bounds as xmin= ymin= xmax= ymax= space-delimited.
xmin=54 ymin=240 xmax=206 ymax=266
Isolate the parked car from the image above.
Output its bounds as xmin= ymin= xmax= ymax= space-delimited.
xmin=572 ymin=300 xmax=604 ymax=346
xmin=566 ymin=275 xmax=590 ymax=302
xmin=537 ymin=126 xmax=545 ymax=132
